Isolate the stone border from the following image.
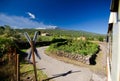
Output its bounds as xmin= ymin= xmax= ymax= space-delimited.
xmin=51 ymin=50 xmax=94 ymax=65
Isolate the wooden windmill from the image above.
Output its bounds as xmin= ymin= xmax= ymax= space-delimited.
xmin=24 ymin=31 xmax=41 ymax=81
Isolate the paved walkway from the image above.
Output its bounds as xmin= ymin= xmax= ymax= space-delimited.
xmin=29 ymin=46 xmax=106 ymax=81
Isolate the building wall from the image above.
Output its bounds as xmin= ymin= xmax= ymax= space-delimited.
xmin=111 ymin=23 xmax=120 ymax=81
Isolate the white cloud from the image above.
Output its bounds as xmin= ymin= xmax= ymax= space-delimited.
xmin=36 ymin=25 xmax=57 ymax=29
xmin=27 ymin=12 xmax=35 ymax=19
xmin=0 ymin=13 xmax=57 ymax=29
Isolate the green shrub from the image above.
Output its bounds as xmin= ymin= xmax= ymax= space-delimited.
xmin=47 ymin=40 xmax=99 ymax=56
xmin=0 ymin=37 xmax=16 ymax=58
xmin=38 ymin=36 xmax=54 ymax=41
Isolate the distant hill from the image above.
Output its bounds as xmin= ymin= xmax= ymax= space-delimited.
xmin=16 ymin=28 xmax=106 ymax=39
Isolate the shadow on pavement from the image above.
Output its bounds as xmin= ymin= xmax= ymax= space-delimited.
xmin=42 ymin=70 xmax=81 ymax=81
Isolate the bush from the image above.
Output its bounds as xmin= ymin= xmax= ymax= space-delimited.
xmin=38 ymin=36 xmax=54 ymax=41
xmin=47 ymin=40 xmax=99 ymax=56
xmin=0 ymin=37 xmax=16 ymax=58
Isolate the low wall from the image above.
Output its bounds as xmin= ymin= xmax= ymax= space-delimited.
xmin=52 ymin=50 xmax=97 ymax=65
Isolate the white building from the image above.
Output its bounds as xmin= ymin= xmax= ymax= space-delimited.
xmin=107 ymin=0 xmax=120 ymax=81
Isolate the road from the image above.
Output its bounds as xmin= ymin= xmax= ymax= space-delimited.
xmin=29 ymin=46 xmax=106 ymax=81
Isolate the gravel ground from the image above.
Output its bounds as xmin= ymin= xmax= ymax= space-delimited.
xmin=28 ymin=46 xmax=107 ymax=81
xmin=99 ymin=42 xmax=107 ymax=69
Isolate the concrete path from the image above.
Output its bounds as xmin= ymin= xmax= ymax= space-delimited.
xmin=29 ymin=46 xmax=106 ymax=81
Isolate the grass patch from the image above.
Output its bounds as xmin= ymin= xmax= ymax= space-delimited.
xmin=21 ymin=49 xmax=27 ymax=52
xmin=0 ymin=60 xmax=47 ymax=81
xmin=20 ymin=63 xmax=47 ymax=81
xmin=0 ymin=63 xmax=14 ymax=81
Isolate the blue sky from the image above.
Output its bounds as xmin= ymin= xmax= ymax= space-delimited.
xmin=0 ymin=0 xmax=111 ymax=34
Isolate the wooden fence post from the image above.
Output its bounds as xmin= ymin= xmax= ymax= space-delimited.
xmin=17 ymin=54 xmax=20 ymax=81
xmin=14 ymin=48 xmax=20 ymax=81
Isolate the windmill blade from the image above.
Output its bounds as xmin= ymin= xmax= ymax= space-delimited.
xmin=27 ymin=48 xmax=32 ymax=60
xmin=34 ymin=48 xmax=41 ymax=59
xmin=33 ymin=31 xmax=38 ymax=43
xmin=24 ymin=32 xmax=31 ymax=44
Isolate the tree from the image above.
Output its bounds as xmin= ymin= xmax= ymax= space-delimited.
xmin=0 ymin=26 xmax=5 ymax=35
xmin=98 ymin=37 xmax=104 ymax=42
xmin=3 ymin=25 xmax=13 ymax=37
